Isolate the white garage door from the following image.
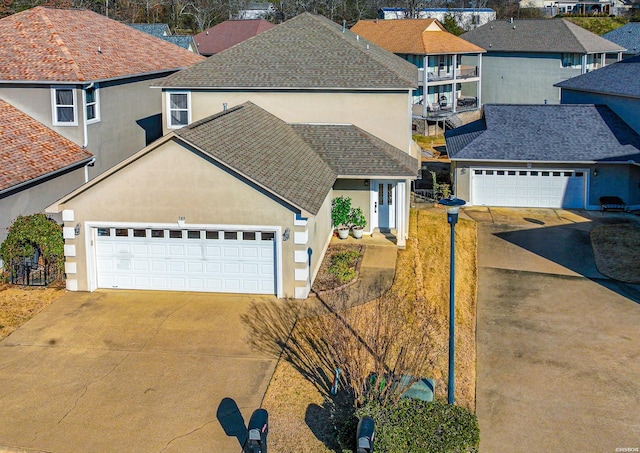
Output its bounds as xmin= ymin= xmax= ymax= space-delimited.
xmin=471 ymin=169 xmax=585 ymax=208
xmin=95 ymin=227 xmax=276 ymax=294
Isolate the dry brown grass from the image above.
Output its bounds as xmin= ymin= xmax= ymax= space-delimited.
xmin=591 ymin=222 xmax=640 ymax=283
xmin=0 ymin=283 xmax=66 ymax=341
xmin=259 ymin=208 xmax=477 ymax=451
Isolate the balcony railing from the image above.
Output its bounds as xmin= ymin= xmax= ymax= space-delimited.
xmin=421 ymin=65 xmax=479 ymax=83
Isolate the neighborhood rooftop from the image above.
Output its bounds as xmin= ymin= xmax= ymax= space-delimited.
xmin=461 ymin=19 xmax=625 ymax=54
xmin=157 ymin=12 xmax=417 ymax=89
xmin=555 ymin=55 xmax=640 ymax=99
xmin=602 ymin=22 xmax=640 ymax=55
xmin=445 ymin=104 xmax=640 ymax=163
xmin=0 ymin=6 xmax=204 ymax=82
xmin=0 ymin=99 xmax=93 ymax=193
xmin=193 ymin=19 xmax=275 ymax=55
xmin=350 ymin=19 xmax=485 ymax=55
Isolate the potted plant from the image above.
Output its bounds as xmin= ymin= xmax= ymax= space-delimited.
xmin=332 ymin=196 xmax=352 ymax=239
xmin=350 ymin=206 xmax=366 ymax=239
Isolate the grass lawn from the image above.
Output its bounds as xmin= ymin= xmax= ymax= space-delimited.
xmin=565 ymin=17 xmax=628 ymax=35
xmin=259 ymin=208 xmax=478 ymax=451
xmin=591 ymin=222 xmax=640 ymax=283
xmin=0 ymin=283 xmax=65 ymax=341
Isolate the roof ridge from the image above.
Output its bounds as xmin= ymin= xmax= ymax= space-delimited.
xmin=37 ymin=7 xmax=86 ymax=81
xmin=561 ymin=19 xmax=588 ymax=54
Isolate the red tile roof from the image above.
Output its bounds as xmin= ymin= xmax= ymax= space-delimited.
xmin=193 ymin=19 xmax=275 ymax=55
xmin=0 ymin=99 xmax=93 ymax=192
xmin=0 ymin=6 xmax=205 ymax=82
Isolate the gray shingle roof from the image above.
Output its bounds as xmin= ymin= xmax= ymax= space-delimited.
xmin=555 ymin=55 xmax=640 ymax=99
xmin=174 ymin=102 xmax=336 ymax=215
xmin=602 ymin=23 xmax=640 ymax=55
xmin=290 ymin=124 xmax=419 ymax=177
xmin=129 ymin=23 xmax=171 ymax=38
xmin=461 ymin=19 xmax=625 ymax=54
xmin=157 ymin=12 xmax=417 ymax=89
xmin=445 ymin=104 xmax=640 ymax=163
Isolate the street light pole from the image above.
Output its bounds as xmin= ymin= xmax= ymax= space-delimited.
xmin=438 ymin=196 xmax=466 ymax=405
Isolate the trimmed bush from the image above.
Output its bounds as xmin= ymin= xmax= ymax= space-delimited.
xmin=328 ymin=250 xmax=360 ymax=283
xmin=355 ymin=399 xmax=479 ymax=453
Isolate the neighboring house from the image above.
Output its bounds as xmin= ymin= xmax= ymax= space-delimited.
xmin=556 ymin=55 xmax=640 ymax=133
xmin=235 ymin=2 xmax=275 ymax=19
xmin=0 ymin=99 xmax=93 ymax=242
xmin=445 ymin=104 xmax=640 ymax=210
xmin=46 ymin=102 xmax=418 ymax=298
xmin=193 ymin=19 xmax=275 ymax=56
xmin=47 ymin=13 xmax=420 ymax=298
xmin=378 ymin=7 xmax=496 ymax=29
xmin=351 ymin=18 xmax=485 ymax=118
xmin=518 ymin=0 xmax=631 ymax=15
xmin=0 ymin=7 xmax=204 ymax=180
xmin=129 ymin=23 xmax=199 ymax=53
xmin=602 ymin=22 xmax=640 ymax=57
xmin=461 ymin=19 xmax=625 ymax=104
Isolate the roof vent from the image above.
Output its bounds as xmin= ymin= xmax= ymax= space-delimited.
xmin=513 ymin=25 xmax=516 ymax=29
xmin=356 ymin=34 xmax=360 ymax=41
xmin=97 ymin=46 xmax=102 ymax=53
xmin=206 ymin=30 xmax=209 ymax=35
xmin=342 ymin=20 xmax=346 ymax=32
xmin=509 ymin=17 xmax=513 ymax=23
xmin=366 ymin=44 xmax=370 ymax=50
xmin=489 ymin=43 xmax=492 ymax=47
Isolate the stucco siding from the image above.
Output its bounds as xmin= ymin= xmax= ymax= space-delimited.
xmin=333 ymin=179 xmax=372 ymax=232
xmin=560 ymin=89 xmax=640 ymax=134
xmin=475 ymin=53 xmax=581 ymax=104
xmin=304 ymin=193 xmax=333 ymax=292
xmin=58 ymin=140 xmax=301 ymax=296
xmin=164 ymin=90 xmax=413 ymax=153
xmin=0 ymin=168 xmax=86 ymax=243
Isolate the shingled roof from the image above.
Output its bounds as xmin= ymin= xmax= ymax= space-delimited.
xmin=291 ymin=124 xmax=418 ymax=177
xmin=157 ymin=13 xmax=417 ymax=89
xmin=461 ymin=19 xmax=625 ymax=54
xmin=555 ymin=55 xmax=640 ymax=99
xmin=351 ymin=19 xmax=485 ymax=55
xmin=445 ymin=104 xmax=640 ymax=163
xmin=0 ymin=99 xmax=93 ymax=193
xmin=193 ymin=19 xmax=275 ymax=56
xmin=602 ymin=23 xmax=640 ymax=55
xmin=0 ymin=7 xmax=204 ymax=82
xmin=175 ymin=102 xmax=337 ymax=215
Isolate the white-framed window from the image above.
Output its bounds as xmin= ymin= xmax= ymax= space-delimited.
xmin=51 ymin=87 xmax=78 ymax=126
xmin=84 ymin=84 xmax=100 ymax=123
xmin=167 ymin=91 xmax=191 ymax=128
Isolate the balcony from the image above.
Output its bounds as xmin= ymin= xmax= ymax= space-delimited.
xmin=421 ymin=65 xmax=479 ymax=83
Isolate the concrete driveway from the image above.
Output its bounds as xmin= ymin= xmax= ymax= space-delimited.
xmin=465 ymin=208 xmax=640 ymax=453
xmin=0 ymin=290 xmax=281 ymax=453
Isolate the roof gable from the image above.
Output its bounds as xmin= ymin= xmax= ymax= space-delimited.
xmin=446 ymin=104 xmax=640 ymax=163
xmin=193 ymin=19 xmax=276 ymax=55
xmin=0 ymin=7 xmax=204 ymax=82
xmin=158 ymin=13 xmax=417 ymax=89
xmin=555 ymin=55 xmax=640 ymax=99
xmin=0 ymin=99 xmax=93 ymax=193
xmin=351 ymin=19 xmax=485 ymax=55
xmin=461 ymin=19 xmax=625 ymax=54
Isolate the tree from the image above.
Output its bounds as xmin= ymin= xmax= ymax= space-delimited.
xmin=442 ymin=12 xmax=463 ymax=36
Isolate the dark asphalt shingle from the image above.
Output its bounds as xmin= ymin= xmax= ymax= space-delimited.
xmin=555 ymin=55 xmax=640 ymax=99
xmin=445 ymin=104 xmax=640 ymax=163
xmin=602 ymin=23 xmax=640 ymax=55
xmin=157 ymin=12 xmax=417 ymax=89
xmin=461 ymin=19 xmax=625 ymax=54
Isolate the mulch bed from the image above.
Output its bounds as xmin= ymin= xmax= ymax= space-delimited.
xmin=311 ymin=244 xmax=364 ymax=293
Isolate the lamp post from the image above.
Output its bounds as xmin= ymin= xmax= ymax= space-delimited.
xmin=438 ymin=195 xmax=466 ymax=405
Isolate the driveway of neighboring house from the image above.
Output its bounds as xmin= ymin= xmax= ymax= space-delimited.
xmin=465 ymin=208 xmax=640 ymax=453
xmin=0 ymin=290 xmax=282 ymax=453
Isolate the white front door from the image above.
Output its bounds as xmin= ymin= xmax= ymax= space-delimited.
xmin=375 ymin=181 xmax=396 ymax=229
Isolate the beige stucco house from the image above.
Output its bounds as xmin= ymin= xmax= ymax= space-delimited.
xmin=47 ymin=103 xmax=418 ymax=298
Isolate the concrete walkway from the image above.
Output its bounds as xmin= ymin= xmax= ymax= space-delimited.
xmin=466 ymin=207 xmax=640 ymax=453
xmin=0 ymin=291 xmax=280 ymax=453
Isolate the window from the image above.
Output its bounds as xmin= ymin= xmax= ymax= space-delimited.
xmin=224 ymin=231 xmax=238 ymax=240
xmin=169 ymin=230 xmax=182 ymax=239
xmin=205 ymin=231 xmax=219 ymax=240
xmin=151 ymin=229 xmax=165 ymax=238
xmin=133 ymin=229 xmax=146 ymax=238
xmin=115 ymin=228 xmax=129 ymax=237
xmin=52 ymin=87 xmax=77 ymax=125
xmin=562 ymin=53 xmax=581 ymax=68
xmin=84 ymin=85 xmax=100 ymax=123
xmin=261 ymin=232 xmax=275 ymax=241
xmin=243 ymin=232 xmax=256 ymax=241
xmin=187 ymin=230 xmax=200 ymax=239
xmin=97 ymin=228 xmax=111 ymax=237
xmin=167 ymin=92 xmax=190 ymax=128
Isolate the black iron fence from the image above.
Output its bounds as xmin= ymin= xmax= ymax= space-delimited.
xmin=8 ymin=257 xmax=62 ymax=286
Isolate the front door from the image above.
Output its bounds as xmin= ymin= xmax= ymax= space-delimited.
xmin=376 ymin=182 xmax=396 ymax=230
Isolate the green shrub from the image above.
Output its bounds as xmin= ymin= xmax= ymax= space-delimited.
xmin=355 ymin=399 xmax=479 ymax=453
xmin=332 ymin=196 xmax=352 ymax=228
xmin=328 ymin=250 xmax=360 ymax=283
xmin=0 ymin=214 xmax=64 ymax=277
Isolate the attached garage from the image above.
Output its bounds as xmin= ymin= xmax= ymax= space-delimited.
xmin=471 ymin=168 xmax=586 ymax=208
xmin=94 ymin=226 xmax=277 ymax=294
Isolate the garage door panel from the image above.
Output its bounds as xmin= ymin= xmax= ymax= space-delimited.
xmin=96 ymin=227 xmax=276 ymax=294
xmin=472 ymin=169 xmax=584 ymax=208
